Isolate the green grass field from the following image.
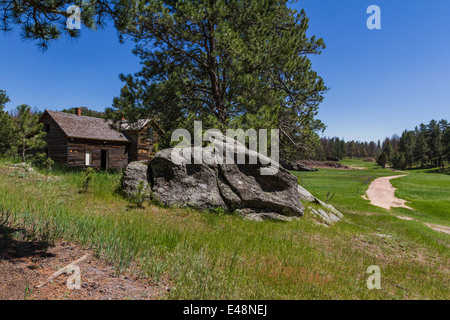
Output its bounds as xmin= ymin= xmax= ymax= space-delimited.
xmin=0 ymin=159 xmax=448 ymax=299
xmin=392 ymin=173 xmax=450 ymax=225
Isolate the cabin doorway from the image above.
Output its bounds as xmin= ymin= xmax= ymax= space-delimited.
xmin=101 ymin=150 xmax=108 ymax=170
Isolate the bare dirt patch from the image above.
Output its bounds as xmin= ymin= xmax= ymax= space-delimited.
xmin=298 ymin=160 xmax=352 ymax=170
xmin=0 ymin=231 xmax=168 ymax=300
xmin=365 ymin=175 xmax=412 ymax=210
xmin=350 ymin=233 xmax=444 ymax=268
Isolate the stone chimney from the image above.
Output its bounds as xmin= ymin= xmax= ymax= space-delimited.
xmin=75 ymin=107 xmax=82 ymax=116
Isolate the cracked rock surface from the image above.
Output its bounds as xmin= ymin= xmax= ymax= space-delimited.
xmin=148 ymin=147 xmax=304 ymax=218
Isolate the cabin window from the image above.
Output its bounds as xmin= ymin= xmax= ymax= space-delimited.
xmin=147 ymin=127 xmax=154 ymax=141
xmin=85 ymin=149 xmax=92 ymax=166
xmin=45 ymin=124 xmax=50 ymax=132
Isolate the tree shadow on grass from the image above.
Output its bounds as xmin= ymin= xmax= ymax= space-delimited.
xmin=423 ymin=168 xmax=450 ymax=175
xmin=0 ymin=225 xmax=54 ymax=262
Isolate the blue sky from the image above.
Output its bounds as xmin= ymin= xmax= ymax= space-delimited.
xmin=0 ymin=0 xmax=449 ymax=142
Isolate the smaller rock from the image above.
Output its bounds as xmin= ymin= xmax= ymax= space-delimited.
xmin=316 ymin=199 xmax=344 ymax=219
xmin=12 ymin=162 xmax=35 ymax=173
xmin=282 ymin=161 xmax=318 ymax=172
xmin=298 ymin=185 xmax=344 ymax=224
xmin=121 ymin=161 xmax=151 ymax=199
xmin=310 ymin=208 xmax=336 ymax=225
xmin=294 ymin=163 xmax=319 ymax=172
xmin=12 ymin=162 xmax=28 ymax=168
xmin=236 ymin=209 xmax=299 ymax=222
xmin=297 ymin=185 xmax=316 ymax=203
xmin=327 ymin=212 xmax=341 ymax=223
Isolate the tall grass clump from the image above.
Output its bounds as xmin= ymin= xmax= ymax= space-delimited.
xmin=130 ymin=181 xmax=147 ymax=208
xmin=80 ymin=167 xmax=95 ymax=193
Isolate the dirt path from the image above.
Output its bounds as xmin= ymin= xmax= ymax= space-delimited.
xmin=365 ymin=175 xmax=412 ymax=210
xmin=365 ymin=176 xmax=450 ymax=235
xmin=424 ymin=223 xmax=450 ymax=235
xmin=396 ymin=216 xmax=450 ymax=235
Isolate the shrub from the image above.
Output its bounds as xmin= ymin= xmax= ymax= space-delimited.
xmin=43 ymin=157 xmax=54 ymax=171
xmin=392 ymin=152 xmax=406 ymax=170
xmin=377 ymin=152 xmax=388 ymax=168
xmin=130 ymin=180 xmax=148 ymax=208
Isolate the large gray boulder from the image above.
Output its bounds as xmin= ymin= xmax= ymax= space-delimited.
xmin=148 ymin=134 xmax=304 ymax=219
xmin=122 ymin=134 xmax=343 ymax=223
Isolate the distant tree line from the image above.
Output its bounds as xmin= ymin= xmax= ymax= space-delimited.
xmin=313 ymin=137 xmax=381 ymax=161
xmin=310 ymin=119 xmax=449 ymax=171
xmin=377 ymin=120 xmax=450 ymax=170
xmin=61 ymin=107 xmax=105 ymax=118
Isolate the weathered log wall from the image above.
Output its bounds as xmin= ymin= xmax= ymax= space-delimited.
xmin=41 ymin=116 xmax=68 ymax=165
xmin=68 ymin=139 xmax=130 ymax=170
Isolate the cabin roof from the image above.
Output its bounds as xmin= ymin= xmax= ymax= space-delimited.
xmin=40 ymin=110 xmax=131 ymax=142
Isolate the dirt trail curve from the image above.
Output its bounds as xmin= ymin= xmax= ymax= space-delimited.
xmin=365 ymin=175 xmax=450 ymax=235
xmin=365 ymin=175 xmax=412 ymax=210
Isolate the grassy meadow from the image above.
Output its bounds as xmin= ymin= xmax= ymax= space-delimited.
xmin=0 ymin=158 xmax=448 ymax=299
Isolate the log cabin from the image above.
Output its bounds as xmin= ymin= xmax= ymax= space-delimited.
xmin=39 ymin=108 xmax=163 ymax=170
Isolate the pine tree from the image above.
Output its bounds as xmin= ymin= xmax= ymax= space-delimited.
xmin=414 ymin=129 xmax=429 ymax=167
xmin=377 ymin=152 xmax=388 ymax=168
xmin=398 ymin=152 xmax=406 ymax=170
xmin=107 ymin=0 xmax=327 ymax=162
xmin=426 ymin=120 xmax=444 ymax=167
xmin=398 ymin=130 xmax=415 ymax=168
xmin=0 ymin=90 xmax=8 ymax=106
xmin=444 ymin=133 xmax=450 ymax=165
xmin=12 ymin=105 xmax=47 ymax=162
xmin=0 ymin=1 xmax=127 ymax=50
xmin=347 ymin=141 xmax=356 ymax=158
xmin=439 ymin=120 xmax=449 ymax=165
xmin=392 ymin=152 xmax=406 ymax=170
xmin=0 ymin=90 xmax=15 ymax=155
xmin=369 ymin=141 xmax=377 ymax=157
xmin=382 ymin=138 xmax=393 ymax=162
